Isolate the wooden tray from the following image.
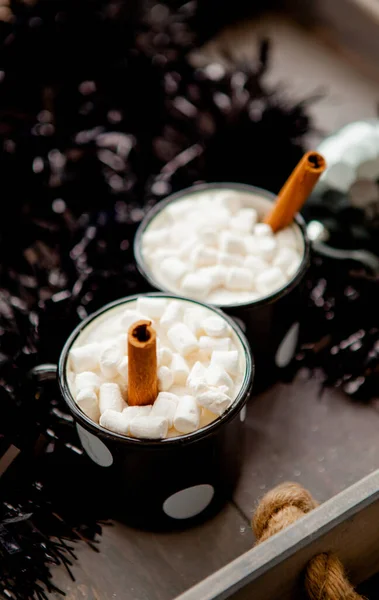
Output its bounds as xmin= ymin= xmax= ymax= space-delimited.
xmin=50 ymin=15 xmax=379 ymax=600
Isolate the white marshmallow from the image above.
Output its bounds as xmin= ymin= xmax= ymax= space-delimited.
xmin=197 ymin=265 xmax=227 ymax=289
xmin=75 ymin=371 xmax=100 ymax=394
xmin=212 ymin=207 xmax=231 ymax=229
xmin=210 ymin=350 xmax=239 ymax=376
xmin=99 ymin=382 xmax=125 ymax=414
xmin=190 ymin=244 xmax=218 ymax=267
xmin=199 ymin=336 xmax=231 ymax=355
xmin=123 ymin=405 xmax=152 ymax=420
xmin=197 ymin=387 xmax=232 ymax=415
xmin=213 ymin=191 xmax=241 ymax=214
xmin=100 ymin=409 xmax=131 ymax=435
xmin=187 ymin=361 xmax=208 ymax=395
xmin=129 ymin=416 xmax=169 ymax=439
xmin=287 ymin=257 xmax=302 ymax=278
xmin=219 ymin=231 xmax=246 ymax=255
xmin=255 ymin=267 xmax=286 ymax=295
xmin=160 ymin=301 xmax=183 ymax=329
xmin=207 ymin=289 xmax=244 ymax=305
xmin=276 ymin=227 xmax=298 ymax=249
xmin=254 ymin=236 xmax=277 ymax=260
xmin=69 ymin=343 xmax=100 ymax=372
xmin=202 ymin=315 xmax=230 ymax=338
xmin=157 ymin=346 xmax=173 ymax=367
xmin=165 ymin=198 xmax=195 ymax=220
xmin=117 ymin=356 xmax=128 ymax=380
xmin=76 ymin=388 xmax=100 ymax=421
xmin=198 ymin=226 xmax=218 ymax=247
xmin=143 ymin=228 xmax=169 ymax=248
xmin=167 ymin=322 xmax=199 ymax=356
xmin=206 ymin=365 xmax=233 ymax=393
xmin=183 ymin=307 xmax=207 ymax=336
xmin=218 ymin=252 xmax=244 ymax=267
xmin=170 ymin=353 xmax=190 ymax=384
xmin=158 ymin=365 xmax=174 ymax=391
xmin=180 ymin=272 xmax=212 ymax=299
xmin=244 ymin=255 xmax=268 ymax=275
xmin=121 ymin=309 xmax=151 ymax=330
xmin=173 ymin=395 xmax=200 ymax=433
xmin=230 ymin=208 xmax=257 ymax=233
xmin=254 ymin=223 xmax=273 ymax=237
xmin=273 ymin=247 xmax=301 ymax=272
xmin=160 ymin=257 xmax=188 ymax=284
xmin=178 ymin=236 xmax=199 ymax=260
xmin=99 ymin=342 xmax=123 ymax=379
xmin=136 ymin=296 xmax=168 ymax=319
xmin=150 ymin=392 xmax=179 ymax=427
xmin=225 ymin=267 xmax=254 ymax=291
xmin=244 ymin=235 xmax=259 ymax=254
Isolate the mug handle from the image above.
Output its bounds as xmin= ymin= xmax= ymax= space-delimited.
xmin=29 ymin=363 xmax=58 ymax=382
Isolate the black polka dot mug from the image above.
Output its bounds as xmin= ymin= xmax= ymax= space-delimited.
xmin=38 ymin=293 xmax=254 ymax=530
xmin=134 ymin=183 xmax=311 ymax=391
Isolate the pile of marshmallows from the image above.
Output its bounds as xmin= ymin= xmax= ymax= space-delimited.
xmin=141 ymin=190 xmax=303 ymax=305
xmin=68 ymin=297 xmax=244 ymax=440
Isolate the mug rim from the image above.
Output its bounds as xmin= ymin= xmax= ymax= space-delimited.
xmin=134 ymin=182 xmax=311 ymax=309
xmin=59 ymin=292 xmax=254 ymax=448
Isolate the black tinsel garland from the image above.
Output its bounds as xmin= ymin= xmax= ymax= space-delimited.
xmin=0 ymin=0 xmax=377 ymax=598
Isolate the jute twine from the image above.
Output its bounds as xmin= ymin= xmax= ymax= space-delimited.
xmin=252 ymin=482 xmax=363 ymax=600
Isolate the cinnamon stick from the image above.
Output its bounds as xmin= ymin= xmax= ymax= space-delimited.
xmin=128 ymin=320 xmax=158 ymax=406
xmin=264 ymin=151 xmax=326 ymax=232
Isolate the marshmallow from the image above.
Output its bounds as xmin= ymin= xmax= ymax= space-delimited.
xmin=255 ymin=267 xmax=286 ymax=295
xmin=287 ymin=257 xmax=302 ymax=278
xmin=170 ymin=353 xmax=190 ymax=384
xmin=167 ymin=322 xmax=199 ymax=356
xmin=213 ymin=191 xmax=241 ymax=214
xmin=202 ymin=315 xmax=230 ymax=338
xmin=254 ymin=236 xmax=277 ymax=260
xmin=136 ymin=296 xmax=167 ymax=319
xmin=225 ymin=267 xmax=254 ymax=291
xmin=219 ymin=231 xmax=246 ymax=255
xmin=143 ymin=228 xmax=169 ymax=248
xmin=183 ymin=307 xmax=207 ymax=336
xmin=69 ymin=343 xmax=100 ymax=372
xmin=160 ymin=301 xmax=183 ymax=329
xmin=123 ymin=405 xmax=152 ymax=419
xmin=160 ymin=257 xmax=188 ymax=284
xmin=273 ymin=247 xmax=301 ymax=273
xmin=218 ymin=252 xmax=244 ymax=267
xmin=76 ymin=388 xmax=100 ymax=421
xmin=178 ymin=236 xmax=199 ymax=260
xmin=244 ymin=255 xmax=268 ymax=275
xmin=275 ymin=227 xmax=298 ymax=249
xmin=210 ymin=350 xmax=239 ymax=376
xmin=99 ymin=382 xmax=125 ymax=414
xmin=197 ymin=265 xmax=227 ymax=289
xmin=190 ymin=244 xmax=218 ymax=267
xmin=180 ymin=272 xmax=212 ymax=299
xmin=75 ymin=371 xmax=100 ymax=394
xmin=254 ymin=223 xmax=273 ymax=237
xmin=198 ymin=226 xmax=218 ymax=247
xmin=206 ymin=365 xmax=233 ymax=393
xmin=129 ymin=416 xmax=169 ymax=439
xmin=199 ymin=336 xmax=231 ymax=355
xmin=150 ymin=391 xmax=178 ymax=427
xmin=117 ymin=356 xmax=128 ymax=380
xmin=165 ymin=198 xmax=195 ymax=220
xmin=197 ymin=387 xmax=232 ymax=415
xmin=244 ymin=235 xmax=259 ymax=254
xmin=99 ymin=342 xmax=124 ymax=379
xmin=173 ymin=395 xmax=200 ymax=433
xmin=212 ymin=207 xmax=231 ymax=230
xmin=121 ymin=309 xmax=151 ymax=330
xmin=187 ymin=361 xmax=208 ymax=395
xmin=100 ymin=409 xmax=131 ymax=435
xmin=230 ymin=208 xmax=257 ymax=233
xmin=157 ymin=346 xmax=173 ymax=367
xmin=158 ymin=365 xmax=174 ymax=391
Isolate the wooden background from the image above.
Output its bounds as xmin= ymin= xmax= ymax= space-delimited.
xmin=50 ymin=12 xmax=379 ymax=600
